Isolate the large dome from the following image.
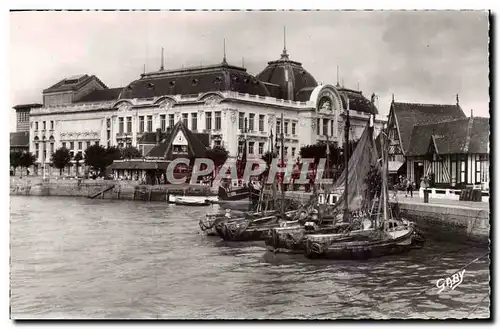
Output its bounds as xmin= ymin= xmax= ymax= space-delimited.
xmin=256 ymin=49 xmax=318 ymax=102
xmin=119 ymin=62 xmax=270 ymax=100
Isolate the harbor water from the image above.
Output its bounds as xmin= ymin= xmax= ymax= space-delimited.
xmin=10 ymin=196 xmax=490 ymax=319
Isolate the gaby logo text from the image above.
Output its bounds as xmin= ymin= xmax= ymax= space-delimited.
xmin=436 ymin=269 xmax=465 ymax=294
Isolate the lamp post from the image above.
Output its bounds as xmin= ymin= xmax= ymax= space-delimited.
xmin=342 ymin=94 xmax=350 ymax=223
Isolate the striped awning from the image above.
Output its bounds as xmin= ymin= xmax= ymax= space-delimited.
xmin=388 ymin=161 xmax=404 ymax=173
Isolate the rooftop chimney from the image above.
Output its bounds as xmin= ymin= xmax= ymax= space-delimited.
xmin=156 ymin=128 xmax=161 ymax=145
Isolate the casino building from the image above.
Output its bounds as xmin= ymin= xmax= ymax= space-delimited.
xmin=19 ymin=42 xmax=384 ymax=175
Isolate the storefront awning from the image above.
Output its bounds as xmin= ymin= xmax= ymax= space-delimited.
xmin=108 ymin=161 xmax=170 ymax=171
xmin=388 ymin=161 xmax=404 ymax=173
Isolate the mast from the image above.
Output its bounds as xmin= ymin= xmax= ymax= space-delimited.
xmin=343 ymin=95 xmax=350 ymax=222
xmin=280 ymin=113 xmax=285 ymax=217
xmin=381 ymin=126 xmax=388 ymax=230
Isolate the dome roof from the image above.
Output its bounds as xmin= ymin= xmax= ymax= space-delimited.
xmin=119 ymin=62 xmax=270 ymax=100
xmin=255 ymin=49 xmax=318 ymax=101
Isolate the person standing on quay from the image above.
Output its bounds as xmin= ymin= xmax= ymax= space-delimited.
xmin=407 ymin=179 xmax=414 ymax=198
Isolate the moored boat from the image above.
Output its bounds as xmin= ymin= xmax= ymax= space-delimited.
xmin=173 ymin=196 xmax=211 ymax=206
xmin=301 ymin=108 xmax=425 ymax=260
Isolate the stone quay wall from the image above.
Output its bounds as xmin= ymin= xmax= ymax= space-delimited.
xmin=396 ymin=202 xmax=489 ymax=245
xmin=265 ymin=190 xmax=489 ymax=245
xmin=9 ymin=176 xmax=216 ymax=201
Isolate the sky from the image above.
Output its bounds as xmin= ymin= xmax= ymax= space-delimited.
xmin=8 ymin=10 xmax=490 ymax=132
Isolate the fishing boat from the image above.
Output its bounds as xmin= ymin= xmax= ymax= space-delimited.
xmin=301 ymin=110 xmax=425 ymax=260
xmin=199 ymin=209 xmax=278 ymax=236
xmin=215 ymin=114 xmax=302 ymax=242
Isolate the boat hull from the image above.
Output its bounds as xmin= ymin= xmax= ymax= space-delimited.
xmin=264 ymin=222 xmax=353 ymax=254
xmin=303 ymin=226 xmax=424 ymax=260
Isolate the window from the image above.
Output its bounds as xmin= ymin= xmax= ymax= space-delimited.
xmin=173 ymin=145 xmax=187 ymax=153
xmin=35 ymin=146 xmax=39 ymax=159
xmin=35 ymin=122 xmax=39 ymax=131
xmin=50 ymin=121 xmax=54 ymax=130
xmin=316 ymin=118 xmax=320 ymax=135
xmin=451 ymin=155 xmax=457 ymax=185
xmin=214 ymin=140 xmax=221 ymax=147
xmin=460 ymin=158 xmax=466 ymax=183
xmin=182 ymin=113 xmax=188 ymax=126
xmin=259 ymin=115 xmax=265 ymax=132
xmin=50 ymin=143 xmax=54 ymax=155
xmin=169 ymin=114 xmax=175 ymax=128
xmin=70 ymin=141 xmax=74 ymax=150
xmin=292 ymin=122 xmax=296 ymax=135
xmin=95 ymin=141 xmax=99 ymax=146
xmin=160 ymin=115 xmax=166 ymax=132
xmin=62 ymin=142 xmax=66 ymax=149
xmin=276 ymin=120 xmax=281 ymax=134
xmin=323 ymin=119 xmax=329 ymax=136
xmin=119 ymin=118 xmax=124 ymax=134
xmin=106 ymin=118 xmax=111 ymax=129
xmin=147 ymin=115 xmax=153 ymax=132
xmin=249 ymin=114 xmax=255 ymax=131
xmin=106 ymin=130 xmax=111 ymax=142
xmin=248 ymin=141 xmax=254 ymax=154
xmin=258 ymin=142 xmax=264 ymax=155
xmin=284 ymin=121 xmax=289 ymax=135
xmin=127 ymin=117 xmax=132 ymax=133
xmin=238 ymin=141 xmax=244 ymax=155
xmin=118 ymin=142 xmax=124 ymax=149
xmin=86 ymin=141 xmax=90 ymax=149
xmin=215 ymin=111 xmax=221 ymax=130
xmin=331 ymin=121 xmax=334 ymax=137
xmin=285 ymin=146 xmax=289 ymax=156
xmin=191 ymin=113 xmax=197 ymax=131
xmin=292 ymin=147 xmax=296 ymax=157
xmin=481 ymin=154 xmax=489 ymax=183
xmin=476 ymin=155 xmax=481 ymax=184
xmin=206 ymin=112 xmax=212 ymax=131
xmin=239 ymin=113 xmax=245 ymax=130
xmin=43 ymin=121 xmax=46 ymax=130
xmin=139 ymin=116 xmax=145 ymax=133
xmin=78 ymin=141 xmax=82 ymax=150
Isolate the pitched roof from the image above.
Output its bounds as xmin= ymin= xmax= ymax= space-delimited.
xmin=391 ymin=101 xmax=466 ymax=154
xmin=145 ymin=121 xmax=209 ymax=159
xmin=406 ymin=116 xmax=489 ymax=156
xmin=76 ymin=87 xmax=123 ymax=103
xmin=10 ymin=132 xmax=29 ymax=147
xmin=43 ymin=74 xmax=107 ymax=93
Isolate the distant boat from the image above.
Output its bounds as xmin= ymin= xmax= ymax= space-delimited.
xmin=169 ymin=195 xmax=211 ymax=206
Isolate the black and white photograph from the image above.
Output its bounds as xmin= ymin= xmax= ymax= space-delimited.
xmin=7 ymin=8 xmax=491 ymax=321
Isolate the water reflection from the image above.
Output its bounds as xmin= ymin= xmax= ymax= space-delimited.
xmin=10 ymin=196 xmax=490 ymax=319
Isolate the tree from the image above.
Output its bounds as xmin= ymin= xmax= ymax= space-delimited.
xmin=206 ymin=145 xmax=229 ymax=173
xmin=120 ymin=146 xmax=142 ymax=160
xmin=19 ymin=152 xmax=36 ymax=176
xmin=74 ymin=152 xmax=83 ymax=177
xmin=51 ymin=147 xmax=71 ymax=176
xmin=84 ymin=144 xmax=107 ymax=174
xmin=105 ymin=146 xmax=122 ymax=168
xmin=10 ymin=151 xmax=22 ymax=176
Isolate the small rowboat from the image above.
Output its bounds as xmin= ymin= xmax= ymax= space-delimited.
xmin=173 ymin=196 xmax=210 ymax=207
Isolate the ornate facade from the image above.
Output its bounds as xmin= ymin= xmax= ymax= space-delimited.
xmin=24 ymin=49 xmax=384 ymax=172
